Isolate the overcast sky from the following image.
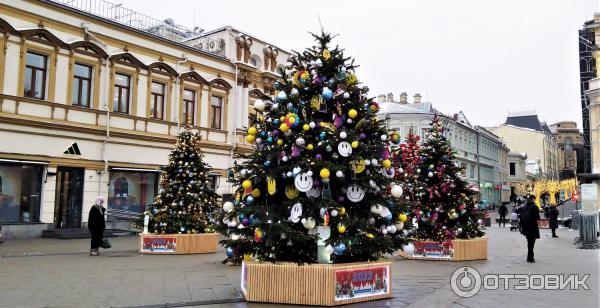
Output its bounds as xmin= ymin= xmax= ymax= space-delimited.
xmin=119 ymin=0 xmax=598 ymax=127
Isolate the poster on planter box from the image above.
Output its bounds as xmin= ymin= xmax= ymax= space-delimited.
xmin=411 ymin=241 xmax=453 ymax=260
xmin=141 ymin=237 xmax=177 ymax=253
xmin=334 ymin=266 xmax=389 ymax=301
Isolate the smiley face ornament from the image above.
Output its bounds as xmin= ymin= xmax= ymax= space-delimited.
xmin=346 ymin=184 xmax=366 ymax=202
xmin=294 ymin=172 xmax=314 ymax=192
xmin=338 ymin=141 xmax=352 ymax=157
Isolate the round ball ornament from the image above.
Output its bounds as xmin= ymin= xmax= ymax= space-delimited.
xmin=320 ymin=168 xmax=330 ymax=179
xmin=276 ymin=91 xmax=287 ymax=102
xmin=348 ymin=109 xmax=357 ymax=119
xmin=340 ymin=131 xmax=347 ymax=139
xmin=226 ymin=247 xmax=234 ymax=257
xmin=337 ymin=223 xmax=346 ymax=233
xmin=399 ymin=213 xmax=408 ymax=222
xmin=390 ymin=185 xmax=403 ymax=198
xmin=322 ymin=87 xmax=333 ymax=100
xmin=223 ymin=202 xmax=234 ymax=213
xmin=242 ymin=180 xmax=252 ymax=189
xmin=333 ymin=243 xmax=347 ymax=255
xmin=254 ymin=100 xmax=265 ymax=111
xmin=382 ymin=159 xmax=391 ymax=168
xmin=296 ymin=137 xmax=305 ymax=146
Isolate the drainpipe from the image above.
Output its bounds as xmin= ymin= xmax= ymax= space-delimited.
xmin=82 ymin=24 xmax=111 ymax=197
xmin=175 ymin=55 xmax=189 ymax=132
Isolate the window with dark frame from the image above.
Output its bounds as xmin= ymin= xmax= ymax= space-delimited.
xmin=24 ymin=52 xmax=47 ymax=99
xmin=183 ymin=89 xmax=195 ymax=125
xmin=113 ymin=73 xmax=130 ymax=114
xmin=509 ymin=162 xmax=516 ymax=176
xmin=72 ymin=63 xmax=92 ymax=107
xmin=211 ymin=95 xmax=223 ymax=129
xmin=151 ymin=82 xmax=165 ymax=120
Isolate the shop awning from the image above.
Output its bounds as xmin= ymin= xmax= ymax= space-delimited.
xmin=0 ymin=158 xmax=49 ymax=165
xmin=110 ymin=167 xmax=160 ymax=173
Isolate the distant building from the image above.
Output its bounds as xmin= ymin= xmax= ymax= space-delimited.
xmin=583 ymin=13 xmax=600 ymax=207
xmin=579 ymin=16 xmax=597 ymax=173
xmin=507 ymin=152 xmax=528 ymax=197
xmin=378 ymin=93 xmax=508 ymax=205
xmin=549 ymin=121 xmax=584 ymax=178
xmin=489 ymin=112 xmax=560 ymax=180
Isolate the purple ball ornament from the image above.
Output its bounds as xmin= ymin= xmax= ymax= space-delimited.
xmin=316 ymin=154 xmax=323 ymax=160
xmin=242 ymin=218 xmax=250 ymax=226
xmin=337 ymin=196 xmax=345 ymax=203
xmin=359 ymin=133 xmax=366 ymax=140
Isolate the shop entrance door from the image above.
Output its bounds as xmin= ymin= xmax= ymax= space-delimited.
xmin=54 ymin=167 xmax=85 ymax=228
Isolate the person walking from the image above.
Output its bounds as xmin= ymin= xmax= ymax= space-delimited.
xmin=88 ymin=196 xmax=106 ymax=256
xmin=548 ymin=204 xmax=559 ymax=238
xmin=498 ymin=203 xmax=508 ymax=227
xmin=519 ymin=196 xmax=540 ymax=263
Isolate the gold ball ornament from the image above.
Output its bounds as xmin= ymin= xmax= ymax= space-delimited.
xmin=242 ymin=180 xmax=252 ymax=190
xmin=277 ymin=139 xmax=284 ymax=145
xmin=303 ymin=124 xmax=310 ymax=131
xmin=246 ymin=135 xmax=256 ymax=143
xmin=399 ymin=213 xmax=408 ymax=222
xmin=382 ymin=159 xmax=392 ymax=168
xmin=351 ymin=141 xmax=359 ymax=149
xmin=337 ymin=223 xmax=346 ymax=233
xmin=348 ymin=109 xmax=358 ymax=119
xmin=306 ymin=144 xmax=314 ymax=150
xmin=280 ymin=123 xmax=289 ymax=132
xmin=320 ymin=168 xmax=330 ymax=178
xmin=252 ymin=188 xmax=261 ymax=198
xmin=247 ymin=127 xmax=258 ymax=136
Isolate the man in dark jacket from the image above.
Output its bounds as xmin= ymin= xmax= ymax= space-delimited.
xmin=519 ymin=196 xmax=540 ymax=262
xmin=498 ymin=203 xmax=508 ymax=227
xmin=88 ymin=196 xmax=106 ymax=256
xmin=548 ymin=204 xmax=559 ymax=238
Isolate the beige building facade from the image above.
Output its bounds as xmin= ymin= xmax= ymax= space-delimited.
xmin=0 ymin=0 xmax=289 ymax=238
xmin=490 ymin=123 xmax=560 ymax=180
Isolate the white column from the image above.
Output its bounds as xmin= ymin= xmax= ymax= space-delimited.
xmin=242 ymin=87 xmax=250 ymax=128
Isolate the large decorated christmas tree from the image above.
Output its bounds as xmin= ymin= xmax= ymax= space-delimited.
xmin=143 ymin=127 xmax=221 ymax=234
xmin=412 ymin=115 xmax=484 ymax=242
xmin=217 ymin=32 xmax=411 ymax=264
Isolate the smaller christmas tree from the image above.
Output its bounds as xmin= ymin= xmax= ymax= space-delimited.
xmin=392 ymin=129 xmax=424 ymax=203
xmin=143 ymin=127 xmax=221 ymax=234
xmin=412 ymin=115 xmax=484 ymax=242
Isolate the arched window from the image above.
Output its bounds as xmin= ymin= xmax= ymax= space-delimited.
xmin=114 ymin=177 xmax=129 ymax=197
xmin=249 ymin=55 xmax=261 ymax=68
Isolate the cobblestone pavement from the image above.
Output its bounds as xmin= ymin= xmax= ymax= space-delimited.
xmin=1 ymin=217 xmax=598 ymax=308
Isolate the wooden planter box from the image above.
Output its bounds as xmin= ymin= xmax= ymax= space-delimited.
xmin=241 ymin=260 xmax=392 ymax=306
xmin=399 ymin=237 xmax=488 ymax=261
xmin=139 ymin=233 xmax=218 ymax=255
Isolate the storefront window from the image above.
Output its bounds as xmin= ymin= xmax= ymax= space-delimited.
xmin=108 ymin=171 xmax=158 ymax=217
xmin=0 ymin=163 xmax=43 ymax=223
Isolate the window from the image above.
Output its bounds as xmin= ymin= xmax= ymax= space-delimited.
xmin=509 ymin=163 xmax=516 ymax=176
xmin=24 ymin=52 xmax=47 ymax=99
xmin=113 ymin=73 xmax=130 ymax=114
xmin=72 ymin=63 xmax=92 ymax=107
xmin=108 ymin=171 xmax=158 ymax=217
xmin=211 ymin=95 xmax=223 ymax=129
xmin=0 ymin=163 xmax=43 ymax=223
xmin=208 ymin=174 xmax=218 ymax=191
xmin=183 ymin=89 xmax=195 ymax=125
xmin=150 ymin=82 xmax=165 ymax=120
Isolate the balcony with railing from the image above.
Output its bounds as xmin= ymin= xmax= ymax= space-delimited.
xmin=47 ymin=0 xmax=225 ymax=57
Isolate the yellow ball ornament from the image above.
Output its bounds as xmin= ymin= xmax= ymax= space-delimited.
xmin=366 ymin=233 xmax=374 ymax=239
xmin=320 ymin=168 xmax=330 ymax=178
xmin=348 ymin=109 xmax=357 ymax=119
xmin=399 ymin=213 xmax=408 ymax=222
xmin=382 ymin=159 xmax=392 ymax=168
xmin=280 ymin=123 xmax=289 ymax=132
xmin=288 ymin=116 xmax=296 ymax=124
xmin=242 ymin=180 xmax=252 ymax=190
xmin=277 ymin=139 xmax=284 ymax=145
xmin=306 ymin=144 xmax=314 ymax=150
xmin=338 ymin=207 xmax=346 ymax=215
xmin=303 ymin=124 xmax=310 ymax=131
xmin=337 ymin=224 xmax=346 ymax=233
xmin=252 ymin=188 xmax=261 ymax=198
xmin=247 ymin=127 xmax=258 ymax=136
xmin=351 ymin=141 xmax=359 ymax=149
xmin=246 ymin=135 xmax=256 ymax=143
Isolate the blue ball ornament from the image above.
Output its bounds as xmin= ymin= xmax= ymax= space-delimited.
xmin=276 ymin=91 xmax=288 ymax=102
xmin=287 ymin=102 xmax=294 ymax=110
xmin=319 ymin=131 xmax=327 ymax=140
xmin=238 ymin=213 xmax=246 ymax=220
xmin=246 ymin=196 xmax=255 ymax=205
xmin=267 ymin=136 xmax=274 ymax=144
xmin=226 ymin=247 xmax=234 ymax=257
xmin=322 ymin=87 xmax=333 ymax=101
xmin=249 ymin=215 xmax=259 ymax=225
xmin=274 ymin=119 xmax=280 ymax=125
xmin=333 ymin=243 xmax=347 ymax=255
xmin=263 ymin=161 xmax=271 ymax=169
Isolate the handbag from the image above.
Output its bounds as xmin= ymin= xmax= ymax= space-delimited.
xmin=101 ymin=238 xmax=112 ymax=249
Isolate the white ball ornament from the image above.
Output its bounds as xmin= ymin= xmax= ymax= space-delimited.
xmin=428 ymin=171 xmax=434 ymax=178
xmin=271 ymin=103 xmax=279 ymax=110
xmin=382 ymin=229 xmax=388 ymax=235
xmin=286 ymin=171 xmax=293 ymax=177
xmin=386 ymin=225 xmax=397 ymax=234
xmin=307 ymin=170 xmax=313 ymax=177
xmin=282 ymin=156 xmax=289 ymax=162
xmin=343 ymin=92 xmax=350 ymax=99
xmin=296 ymin=137 xmax=305 ymax=146
xmin=331 ymin=209 xmax=338 ymax=217
xmin=309 ymin=122 xmax=316 ymax=129
xmin=365 ymin=159 xmax=371 ymax=166
xmin=380 ymin=134 xmax=387 ymax=141
xmin=371 ymin=159 xmax=379 ymax=166
xmin=347 ymin=119 xmax=353 ymax=124
xmin=255 ymin=137 xmax=262 ymax=144
xmin=390 ymin=184 xmax=403 ymax=198
xmin=336 ymin=170 xmax=344 ymax=178
xmin=254 ymin=99 xmax=266 ymax=111
xmin=223 ymin=202 xmax=234 ymax=213
xmin=340 ymin=131 xmax=347 ymax=139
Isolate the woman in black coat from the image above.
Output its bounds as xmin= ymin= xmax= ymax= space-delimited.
xmin=88 ymin=196 xmax=106 ymax=256
xmin=548 ymin=205 xmax=559 ymax=238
